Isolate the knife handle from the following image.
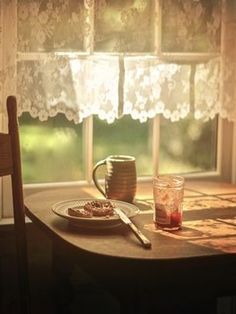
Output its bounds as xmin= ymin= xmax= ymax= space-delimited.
xmin=128 ymin=223 xmax=152 ymax=249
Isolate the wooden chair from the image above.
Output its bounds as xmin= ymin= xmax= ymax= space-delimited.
xmin=0 ymin=96 xmax=30 ymax=314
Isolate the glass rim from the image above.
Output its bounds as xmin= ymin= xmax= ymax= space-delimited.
xmin=153 ymin=175 xmax=184 ymax=187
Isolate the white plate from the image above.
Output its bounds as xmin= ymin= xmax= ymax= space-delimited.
xmin=52 ymin=198 xmax=140 ymax=229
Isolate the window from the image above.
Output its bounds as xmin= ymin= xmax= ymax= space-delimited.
xmin=1 ymin=0 xmax=236 ymax=219
xmin=15 ymin=0 xmax=224 ymax=186
xmin=19 ymin=114 xmax=219 ymax=184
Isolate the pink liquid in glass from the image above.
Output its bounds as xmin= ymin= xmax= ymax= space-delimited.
xmin=154 ymin=205 xmax=182 ymax=230
xmin=153 ymin=176 xmax=184 ymax=231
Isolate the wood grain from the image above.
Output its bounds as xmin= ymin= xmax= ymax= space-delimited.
xmin=0 ymin=96 xmax=30 ymax=314
xmin=0 ymin=133 xmax=13 ymax=176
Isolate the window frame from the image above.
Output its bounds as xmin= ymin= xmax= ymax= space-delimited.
xmin=1 ymin=0 xmax=235 ymax=218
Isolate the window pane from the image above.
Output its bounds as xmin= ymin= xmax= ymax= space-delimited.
xmin=93 ymin=116 xmax=152 ymax=177
xmin=94 ymin=0 xmax=155 ymax=52
xmin=19 ymin=113 xmax=84 ymax=184
xmin=159 ymin=116 xmax=218 ymax=174
xmin=18 ymin=0 xmax=86 ymax=52
xmin=162 ymin=0 xmax=221 ymax=52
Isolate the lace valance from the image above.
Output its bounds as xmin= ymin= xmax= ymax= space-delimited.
xmin=0 ymin=0 xmax=236 ymax=123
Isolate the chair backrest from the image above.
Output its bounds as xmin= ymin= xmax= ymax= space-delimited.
xmin=0 ymin=96 xmax=30 ymax=314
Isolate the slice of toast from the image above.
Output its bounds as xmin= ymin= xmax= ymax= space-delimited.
xmin=68 ymin=206 xmax=93 ymax=218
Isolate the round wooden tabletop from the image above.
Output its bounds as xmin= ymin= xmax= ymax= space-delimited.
xmin=24 ymin=185 xmax=236 ymax=261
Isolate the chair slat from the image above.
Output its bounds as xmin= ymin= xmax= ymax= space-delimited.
xmin=0 ymin=96 xmax=31 ymax=314
xmin=0 ymin=133 xmax=13 ymax=176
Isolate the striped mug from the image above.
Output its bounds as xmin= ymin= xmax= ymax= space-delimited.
xmin=92 ymin=155 xmax=137 ymax=203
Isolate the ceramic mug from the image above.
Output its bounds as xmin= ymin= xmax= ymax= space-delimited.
xmin=92 ymin=155 xmax=137 ymax=203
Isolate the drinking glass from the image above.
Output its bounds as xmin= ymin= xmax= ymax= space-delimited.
xmin=153 ymin=175 xmax=184 ymax=230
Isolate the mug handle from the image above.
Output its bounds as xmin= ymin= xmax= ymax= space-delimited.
xmin=92 ymin=159 xmax=106 ymax=198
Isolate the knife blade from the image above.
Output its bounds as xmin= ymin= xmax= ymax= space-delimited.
xmin=115 ymin=207 xmax=151 ymax=249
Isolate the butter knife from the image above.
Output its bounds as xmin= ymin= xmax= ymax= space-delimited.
xmin=115 ymin=207 xmax=151 ymax=249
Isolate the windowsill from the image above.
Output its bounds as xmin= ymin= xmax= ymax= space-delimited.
xmin=23 ymin=179 xmax=236 ymax=200
xmin=22 ymin=171 xmax=223 ymax=197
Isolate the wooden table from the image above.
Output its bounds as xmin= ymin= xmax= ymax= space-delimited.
xmin=24 ymin=181 xmax=236 ymax=313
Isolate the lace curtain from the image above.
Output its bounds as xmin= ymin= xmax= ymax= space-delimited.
xmin=0 ymin=0 xmax=235 ymax=123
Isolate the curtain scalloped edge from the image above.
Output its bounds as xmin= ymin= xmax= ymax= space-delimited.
xmin=17 ymin=107 xmax=236 ymax=124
